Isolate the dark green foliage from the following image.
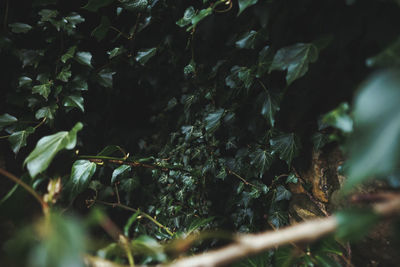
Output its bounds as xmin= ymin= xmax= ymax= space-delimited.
xmin=1 ymin=0 xmax=400 ymax=266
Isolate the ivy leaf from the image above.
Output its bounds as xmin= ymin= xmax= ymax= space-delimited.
xmin=0 ymin=113 xmax=18 ymax=130
xmin=111 ymin=165 xmax=131 ymax=184
xmin=70 ymin=160 xmax=97 ymax=197
xmin=336 ymin=209 xmax=379 ymax=241
xmin=18 ymin=76 xmax=32 ymax=87
xmin=75 ymin=51 xmax=92 ymax=67
xmin=24 ymin=122 xmax=83 ymax=178
xmin=9 ymin=23 xmax=32 ymax=33
xmin=135 ymin=47 xmax=157 ymax=65
xmin=32 ymin=83 xmax=51 ymax=100
xmin=121 ymin=0 xmax=148 ymax=12
xmin=8 ymin=127 xmax=35 ymax=154
xmin=63 ymin=94 xmax=84 ymax=112
xmin=69 ymin=75 xmax=88 ymax=91
xmin=187 ymin=7 xmax=212 ymax=31
xmin=345 ymin=71 xmax=400 ymax=189
xmin=95 ymin=68 xmax=116 ymax=88
xmin=366 ymin=37 xmax=400 ymax=68
xmin=56 ymin=65 xmax=72 ymax=82
xmin=35 ymin=104 xmax=58 ymax=120
xmin=275 ymin=185 xmax=292 ymax=201
xmin=256 ymin=45 xmax=273 ymax=78
xmin=321 ymin=102 xmax=353 ymax=133
xmin=38 ymin=9 xmax=58 ymax=23
xmin=249 ymin=148 xmax=273 ymax=178
xmin=61 ymin=46 xmax=76 ymax=63
xmin=91 ymin=16 xmax=110 ymax=41
xmin=204 ymin=108 xmax=225 ymax=133
xmin=260 ymin=91 xmax=280 ymax=127
xmin=176 ymin=6 xmax=195 ymax=27
xmin=238 ymin=0 xmax=258 ymax=16
xmin=83 ymin=0 xmax=114 ymax=12
xmin=107 ymin=47 xmax=126 ymax=59
xmin=235 ymin=30 xmax=258 ymax=49
xmin=270 ymin=43 xmax=318 ymax=85
xmin=270 ymin=133 xmax=300 ymax=166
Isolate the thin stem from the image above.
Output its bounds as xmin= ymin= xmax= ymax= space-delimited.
xmin=34 ymin=117 xmax=47 ymax=129
xmin=110 ymin=26 xmax=132 ymax=40
xmin=119 ymin=235 xmax=135 ymax=267
xmin=95 ymin=200 xmax=174 ymax=236
xmin=0 ymin=168 xmax=49 ymax=215
xmin=3 ymin=0 xmax=9 ymax=32
xmin=0 ymin=117 xmax=47 ymax=139
xmin=227 ymin=169 xmax=257 ymax=188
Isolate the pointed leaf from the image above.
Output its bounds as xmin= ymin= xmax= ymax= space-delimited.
xmin=270 ymin=43 xmax=318 ymax=85
xmin=176 ymin=6 xmax=195 ymax=27
xmin=107 ymin=47 xmax=126 ymax=59
xmin=111 ymin=165 xmax=131 ymax=184
xmin=63 ymin=94 xmax=84 ymax=112
xmin=61 ymin=46 xmax=76 ymax=63
xmin=35 ymin=104 xmax=58 ymax=120
xmin=250 ymin=148 xmax=273 ymax=178
xmin=0 ymin=113 xmax=18 ymax=129
xmin=56 ymin=65 xmax=72 ymax=82
xmin=24 ymin=122 xmax=83 ymax=178
xmin=275 ymin=185 xmax=292 ymax=201
xmin=235 ymin=30 xmax=258 ymax=49
xmin=96 ymin=68 xmax=115 ymax=88
xmin=70 ymin=160 xmax=97 ymax=197
xmin=121 ymin=0 xmax=148 ymax=11
xmin=135 ymin=47 xmax=157 ymax=65
xmin=238 ymin=0 xmax=258 ymax=16
xmin=18 ymin=76 xmax=32 ymax=87
xmin=270 ymin=133 xmax=300 ymax=166
xmin=32 ymin=83 xmax=51 ymax=100
xmin=8 ymin=127 xmax=35 ymax=154
xmin=204 ymin=108 xmax=224 ymax=133
xmin=260 ymin=91 xmax=280 ymax=127
xmin=321 ymin=102 xmax=353 ymax=133
xmin=9 ymin=23 xmax=32 ymax=33
xmin=187 ymin=7 xmax=212 ymax=31
xmin=75 ymin=51 xmax=92 ymax=67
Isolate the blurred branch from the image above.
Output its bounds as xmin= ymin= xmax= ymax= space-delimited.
xmin=168 ymin=195 xmax=400 ymax=267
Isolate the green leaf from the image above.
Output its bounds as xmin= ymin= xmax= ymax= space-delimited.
xmin=238 ymin=0 xmax=258 ymax=16
xmin=96 ymin=68 xmax=116 ymax=88
xmin=235 ymin=30 xmax=258 ymax=49
xmin=135 ymin=47 xmax=157 ymax=65
xmin=121 ymin=0 xmax=148 ymax=12
xmin=91 ymin=16 xmax=110 ymax=41
xmin=63 ymin=94 xmax=85 ymax=112
xmin=204 ymin=108 xmax=224 ymax=133
xmin=111 ymin=165 xmax=131 ymax=184
xmin=19 ymin=76 xmax=32 ymax=87
xmin=321 ymin=102 xmax=353 ymax=133
xmin=336 ymin=209 xmax=379 ymax=241
xmin=257 ymin=45 xmax=273 ymax=78
xmin=83 ymin=0 xmax=114 ymax=12
xmin=107 ymin=47 xmax=126 ymax=59
xmin=56 ymin=65 xmax=72 ymax=82
xmin=124 ymin=210 xmax=141 ymax=236
xmin=65 ymin=13 xmax=85 ymax=26
xmin=32 ymin=83 xmax=51 ymax=100
xmin=187 ymin=7 xmax=212 ymax=31
xmin=75 ymin=51 xmax=92 ymax=67
xmin=366 ymin=37 xmax=400 ymax=68
xmin=70 ymin=160 xmax=97 ymax=197
xmin=270 ymin=133 xmax=300 ymax=166
xmin=38 ymin=9 xmax=58 ymax=22
xmin=24 ymin=122 xmax=83 ymax=178
xmin=275 ymin=185 xmax=292 ymax=201
xmin=0 ymin=113 xmax=18 ymax=129
xmin=176 ymin=6 xmax=195 ymax=27
xmin=345 ymin=71 xmax=400 ymax=189
xmin=270 ymin=43 xmax=318 ymax=85
xmin=260 ymin=91 xmax=280 ymax=127
xmin=8 ymin=127 xmax=35 ymax=154
xmin=9 ymin=23 xmax=32 ymax=33
xmin=35 ymin=104 xmax=58 ymax=120
xmin=61 ymin=46 xmax=76 ymax=63
xmin=120 ymin=178 xmax=139 ymax=193
xmin=97 ymin=145 xmax=125 ymax=157
xmin=285 ymin=174 xmax=298 ymax=184
xmin=250 ymin=148 xmax=273 ymax=178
